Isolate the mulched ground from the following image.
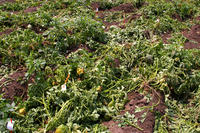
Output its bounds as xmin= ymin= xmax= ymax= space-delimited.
xmin=0 ymin=68 xmax=33 ymax=101
xmin=103 ymin=89 xmax=166 ymax=133
xmin=0 ymin=28 xmax=14 ymax=36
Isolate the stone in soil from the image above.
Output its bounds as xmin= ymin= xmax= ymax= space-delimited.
xmin=103 ymin=89 xmax=166 ymax=133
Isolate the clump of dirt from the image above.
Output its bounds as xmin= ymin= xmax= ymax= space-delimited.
xmin=24 ymin=6 xmax=40 ymax=13
xmin=92 ymin=2 xmax=140 ymax=31
xmin=21 ymin=23 xmax=47 ymax=34
xmin=172 ymin=13 xmax=183 ymax=22
xmin=103 ymin=89 xmax=166 ymax=133
xmin=125 ymin=14 xmax=141 ymax=23
xmin=0 ymin=28 xmax=13 ymax=36
xmin=0 ymin=68 xmax=31 ymax=101
xmin=102 ymin=14 xmax=141 ymax=31
xmin=103 ymin=21 xmax=121 ymax=31
xmin=65 ymin=44 xmax=93 ymax=58
xmin=91 ymin=2 xmax=100 ymax=10
xmin=184 ymin=42 xmax=200 ymax=49
xmin=0 ymin=0 xmax=15 ymax=5
xmin=183 ymin=24 xmax=200 ymax=49
xmin=161 ymin=32 xmax=171 ymax=44
xmin=109 ymin=4 xmax=134 ymax=13
xmin=114 ymin=58 xmax=120 ymax=67
xmin=91 ymin=2 xmax=134 ymax=13
xmin=196 ymin=16 xmax=200 ymax=21
xmin=183 ymin=24 xmax=200 ymax=43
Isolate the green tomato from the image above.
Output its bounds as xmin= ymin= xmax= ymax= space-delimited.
xmin=55 ymin=125 xmax=68 ymax=133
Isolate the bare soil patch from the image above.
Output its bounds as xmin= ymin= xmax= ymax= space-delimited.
xmin=92 ymin=2 xmax=140 ymax=31
xmin=21 ymin=23 xmax=47 ymax=34
xmin=103 ymin=89 xmax=166 ymax=133
xmin=183 ymin=24 xmax=200 ymax=49
xmin=184 ymin=42 xmax=200 ymax=49
xmin=161 ymin=32 xmax=171 ymax=44
xmin=172 ymin=13 xmax=183 ymax=22
xmin=109 ymin=4 xmax=134 ymax=13
xmin=0 ymin=28 xmax=13 ymax=36
xmin=91 ymin=2 xmax=134 ymax=13
xmin=0 ymin=0 xmax=15 ymax=5
xmin=125 ymin=14 xmax=141 ymax=23
xmin=196 ymin=16 xmax=200 ymax=21
xmin=0 ymin=68 xmax=31 ymax=101
xmin=65 ymin=44 xmax=94 ymax=58
xmin=24 ymin=6 xmax=40 ymax=13
xmin=103 ymin=14 xmax=141 ymax=31
xmin=91 ymin=2 xmax=100 ymax=10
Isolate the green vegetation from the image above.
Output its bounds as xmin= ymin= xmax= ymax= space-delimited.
xmin=0 ymin=0 xmax=200 ymax=132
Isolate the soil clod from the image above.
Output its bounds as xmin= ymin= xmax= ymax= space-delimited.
xmin=183 ymin=24 xmax=200 ymax=49
xmin=0 ymin=68 xmax=28 ymax=101
xmin=0 ymin=28 xmax=14 ymax=36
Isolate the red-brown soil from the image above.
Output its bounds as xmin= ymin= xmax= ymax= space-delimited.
xmin=65 ymin=44 xmax=93 ymax=58
xmin=91 ymin=2 xmax=100 ymax=10
xmin=161 ymin=32 xmax=171 ymax=44
xmin=102 ymin=14 xmax=141 ymax=31
xmin=172 ymin=13 xmax=183 ymax=22
xmin=183 ymin=24 xmax=200 ymax=49
xmin=109 ymin=4 xmax=134 ymax=13
xmin=103 ymin=89 xmax=166 ymax=133
xmin=196 ymin=16 xmax=200 ymax=21
xmin=184 ymin=42 xmax=200 ymax=49
xmin=24 ymin=6 xmax=40 ymax=13
xmin=0 ymin=0 xmax=15 ymax=5
xmin=0 ymin=28 xmax=14 ymax=36
xmin=21 ymin=23 xmax=47 ymax=34
xmin=92 ymin=2 xmax=140 ymax=31
xmin=91 ymin=2 xmax=134 ymax=13
xmin=0 ymin=68 xmax=31 ymax=101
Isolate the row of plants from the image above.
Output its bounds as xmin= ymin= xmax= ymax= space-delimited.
xmin=0 ymin=0 xmax=200 ymax=132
